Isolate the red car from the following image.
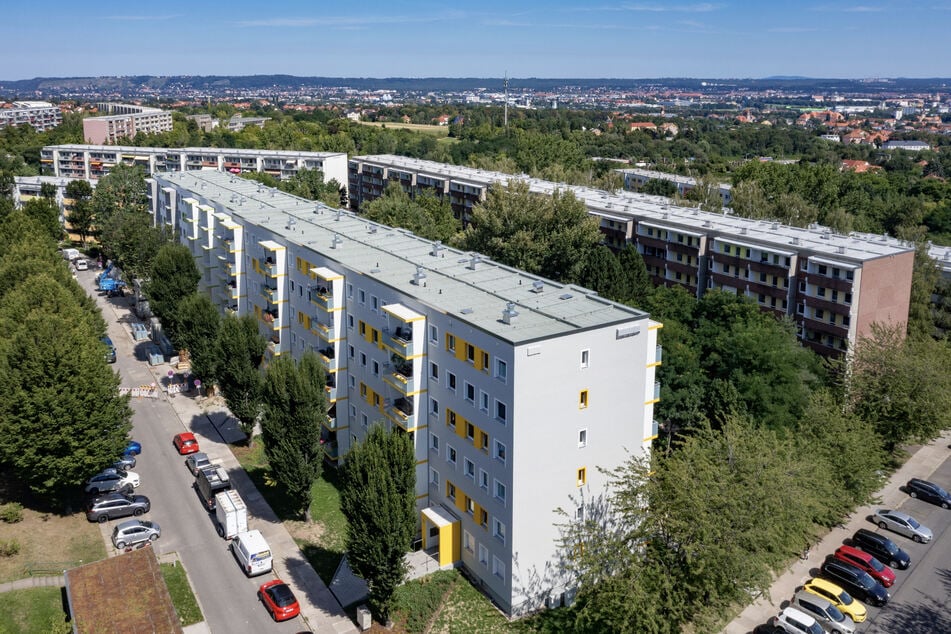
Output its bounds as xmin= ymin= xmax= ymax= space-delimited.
xmin=258 ymin=579 xmax=300 ymax=621
xmin=173 ymin=432 xmax=200 ymax=455
xmin=833 ymin=544 xmax=896 ymax=588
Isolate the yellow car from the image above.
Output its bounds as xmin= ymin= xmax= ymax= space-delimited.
xmin=803 ymin=577 xmax=867 ymax=624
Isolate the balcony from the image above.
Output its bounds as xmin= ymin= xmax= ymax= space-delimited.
xmin=387 ymin=397 xmax=416 ymax=430
xmin=261 ymin=286 xmax=278 ymax=303
xmin=383 ymin=326 xmax=416 ymax=358
xmin=322 ymin=440 xmax=339 ymax=460
xmin=225 ymin=305 xmax=238 ymax=317
xmin=262 ymin=258 xmax=279 ymax=277
xmin=309 ymin=286 xmax=335 ymax=311
xmin=313 ymin=318 xmax=335 ymax=338
xmin=325 ymin=375 xmax=338 ymax=401
xmin=384 ymin=361 xmax=416 ymax=395
xmin=653 ymin=382 xmax=661 ymax=401
xmin=262 ymin=308 xmax=279 ymax=327
xmin=655 ymin=345 xmax=663 ymax=364
xmin=228 ymin=281 xmax=239 ymax=300
xmin=268 ymin=335 xmax=282 ymax=355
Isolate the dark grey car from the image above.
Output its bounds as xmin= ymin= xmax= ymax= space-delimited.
xmin=85 ymin=493 xmax=150 ymax=523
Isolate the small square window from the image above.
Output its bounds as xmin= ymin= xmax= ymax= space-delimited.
xmin=466 ymin=496 xmax=475 ymax=515
xmin=360 ymin=352 xmax=367 ymax=367
xmin=578 ymin=429 xmax=587 ymax=448
xmin=481 ymin=351 xmax=489 ymax=372
xmin=466 ymin=343 xmax=475 ymax=363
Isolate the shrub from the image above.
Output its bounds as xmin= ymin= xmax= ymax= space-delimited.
xmin=0 ymin=502 xmax=23 ymax=523
xmin=0 ymin=538 xmax=21 ymax=557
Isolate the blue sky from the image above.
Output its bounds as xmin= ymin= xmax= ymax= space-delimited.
xmin=2 ymin=1 xmax=950 ymax=80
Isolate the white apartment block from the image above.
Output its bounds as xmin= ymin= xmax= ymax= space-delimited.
xmin=41 ymin=144 xmax=348 ymax=190
xmin=0 ymin=101 xmax=62 ymax=132
xmin=615 ymin=167 xmax=733 ymax=206
xmin=82 ymin=103 xmax=173 ymax=144
xmin=348 ymin=155 xmax=915 ymax=356
xmin=150 ymin=170 xmax=662 ymax=615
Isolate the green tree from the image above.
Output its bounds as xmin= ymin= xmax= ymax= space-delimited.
xmin=900 ymin=233 xmax=940 ymax=339
xmin=641 ymin=178 xmax=677 ymax=197
xmin=20 ymin=197 xmax=62 ymax=243
xmin=0 ymin=274 xmax=131 ymax=501
xmin=279 ymin=168 xmax=345 ymax=208
xmin=145 ymin=244 xmax=201 ymax=339
xmin=260 ymin=352 xmax=326 ymax=519
xmin=89 ymin=164 xmax=149 ymax=229
xmin=65 ymin=180 xmax=95 ymax=246
xmin=173 ymin=292 xmax=222 ymax=384
xmin=361 ymin=183 xmax=459 ymax=242
xmin=453 ymin=181 xmax=601 ymax=283
xmin=215 ymin=315 xmax=266 ymax=444
xmin=577 ymin=246 xmax=629 ymax=301
xmin=340 ymin=425 xmax=416 ymax=624
xmin=849 ymin=323 xmax=951 ymax=451
xmin=617 ymin=244 xmax=653 ymax=306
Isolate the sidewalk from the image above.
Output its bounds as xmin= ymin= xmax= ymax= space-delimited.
xmin=722 ymin=428 xmax=951 ymax=634
xmin=105 ymin=294 xmax=358 ymax=634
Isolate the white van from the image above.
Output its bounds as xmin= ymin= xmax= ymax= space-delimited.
xmin=230 ymin=529 xmax=272 ymax=577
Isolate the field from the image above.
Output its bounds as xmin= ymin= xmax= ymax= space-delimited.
xmin=358 ymin=121 xmax=451 ymax=137
xmin=0 ymin=504 xmax=105 ymax=583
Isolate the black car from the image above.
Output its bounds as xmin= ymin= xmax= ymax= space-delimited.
xmin=850 ymin=528 xmax=910 ymax=570
xmin=85 ymin=492 xmax=150 ymax=523
xmin=906 ymin=478 xmax=951 ymax=509
xmin=820 ymin=558 xmax=889 ymax=607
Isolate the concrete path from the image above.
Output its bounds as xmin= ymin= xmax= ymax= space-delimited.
xmin=722 ymin=428 xmax=951 ymax=634
xmin=0 ymin=575 xmax=64 ymax=591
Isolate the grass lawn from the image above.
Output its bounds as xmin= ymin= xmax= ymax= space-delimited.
xmin=0 ymin=587 xmax=70 ymax=633
xmin=160 ymin=561 xmax=203 ymax=626
xmin=358 ymin=121 xmax=450 ymax=137
xmin=233 ymin=437 xmax=348 ymax=584
xmin=0 ymin=505 xmax=105 ymax=583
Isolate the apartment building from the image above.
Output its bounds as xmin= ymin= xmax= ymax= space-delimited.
xmin=0 ymin=101 xmax=62 ymax=132
xmin=347 ymin=155 xmax=914 ymax=355
xmin=41 ymin=144 xmax=348 ymax=188
xmin=615 ymin=167 xmax=733 ymax=206
xmin=150 ymin=170 xmax=661 ymax=615
xmin=82 ymin=104 xmax=173 ymax=144
xmin=13 ymin=175 xmax=96 ymax=243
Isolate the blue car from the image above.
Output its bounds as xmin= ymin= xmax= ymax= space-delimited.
xmin=125 ymin=440 xmax=142 ymax=456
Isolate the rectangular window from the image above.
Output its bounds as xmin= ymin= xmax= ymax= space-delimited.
xmin=348 ymin=314 xmax=354 ymax=330
xmin=430 ymin=397 xmax=439 ymax=415
xmin=371 ymin=295 xmax=378 ymax=311
xmin=347 ymin=283 xmax=353 ymax=298
xmin=358 ymin=289 xmax=366 ymax=304
xmin=447 ymin=482 xmax=456 ymax=501
xmin=479 ymin=391 xmax=489 ymax=412
xmin=466 ymin=422 xmax=474 ymax=440
xmin=580 ymin=349 xmax=589 ymax=369
xmin=430 ymin=362 xmax=439 ymax=380
xmin=492 ymin=556 xmax=505 ymax=579
xmin=465 ymin=496 xmax=475 ymax=515
xmin=495 ymin=359 xmax=507 ymax=382
xmin=576 ymin=506 xmax=585 ymax=522
xmin=466 ymin=343 xmax=475 ymax=363
xmin=447 ymin=333 xmax=456 ymax=352
xmin=348 ymin=345 xmax=355 ymax=359
xmin=430 ymin=469 xmax=439 ymax=485
xmin=480 ymin=431 xmax=489 ymax=453
xmin=494 ymin=480 xmax=506 ymax=504
xmin=359 ymin=321 xmax=366 ymax=336
xmin=349 ymin=375 xmax=356 ymax=388
xmin=447 ymin=445 xmax=457 ymax=465
xmin=429 ymin=325 xmax=438 ymax=343
xmin=481 ymin=351 xmax=489 ymax=372
xmin=372 ymin=360 xmax=379 ymax=376
xmin=494 ymin=440 xmax=506 ymax=464
xmin=577 ymin=467 xmax=587 ymax=486
xmin=478 ymin=544 xmax=489 ymax=566
xmin=463 ymin=530 xmax=474 ymax=553
xmin=447 ymin=372 xmax=456 ymax=391
xmin=431 ymin=434 xmax=439 ymax=452
xmin=349 ymin=404 xmax=356 ymax=418
xmin=579 ymin=390 xmax=589 ymax=409
xmin=493 ymin=519 xmax=506 ymax=545
xmin=447 ymin=410 xmax=456 ymax=429
xmin=360 ymin=352 xmax=367 ymax=367
xmin=465 ymin=382 xmax=475 ymax=403
xmin=495 ymin=400 xmax=507 ymax=423
xmin=578 ymin=429 xmax=587 ymax=448
xmin=361 ymin=413 xmax=368 ymax=428
xmin=464 ymin=458 xmax=475 ymax=479
xmin=479 ymin=469 xmax=489 ymax=491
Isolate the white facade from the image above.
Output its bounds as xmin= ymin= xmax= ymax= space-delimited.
xmin=0 ymin=101 xmax=62 ymax=132
xmin=151 ymin=170 xmax=660 ymax=615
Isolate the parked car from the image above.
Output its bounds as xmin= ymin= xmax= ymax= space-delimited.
xmin=101 ymin=336 xmax=116 ymax=363
xmin=125 ymin=440 xmax=142 ymax=456
xmin=74 ymin=258 xmax=89 ymax=271
xmin=258 ymin=579 xmax=300 ymax=622
xmin=850 ymin=528 xmax=910 ymax=570
xmin=85 ymin=493 xmax=150 ymax=523
xmin=791 ymin=589 xmax=856 ymax=634
xmin=833 ymin=545 xmax=895 ymax=587
xmin=802 ymin=577 xmax=867 ymax=624
xmin=819 ymin=558 xmax=889 ymax=607
xmin=85 ymin=468 xmax=140 ymax=495
xmin=906 ymin=478 xmax=951 ymax=509
xmin=184 ymin=451 xmax=211 ymax=476
xmin=173 ymin=432 xmax=200 ymax=455
xmin=873 ymin=509 xmax=933 ymax=543
xmin=112 ymin=519 xmax=161 ymax=549
xmin=113 ymin=453 xmax=136 ymax=470
xmin=771 ymin=606 xmax=824 ymax=634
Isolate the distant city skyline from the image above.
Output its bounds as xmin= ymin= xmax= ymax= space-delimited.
xmin=3 ymin=1 xmax=951 ymax=81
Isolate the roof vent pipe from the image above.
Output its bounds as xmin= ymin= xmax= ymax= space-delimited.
xmin=412 ymin=266 xmax=427 ymax=287
xmin=501 ymin=302 xmax=519 ymax=325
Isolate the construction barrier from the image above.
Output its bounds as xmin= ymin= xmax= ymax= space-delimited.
xmin=119 ymin=385 xmax=159 ymax=398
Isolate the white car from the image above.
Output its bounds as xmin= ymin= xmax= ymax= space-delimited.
xmin=873 ymin=509 xmax=933 ymax=543
xmin=772 ymin=606 xmax=824 ymax=634
xmin=74 ymin=258 xmax=89 ymax=271
xmin=85 ymin=468 xmax=141 ymax=495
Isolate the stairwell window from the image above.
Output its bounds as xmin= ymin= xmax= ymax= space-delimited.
xmin=580 ymin=349 xmax=589 ymax=369
xmin=577 ymin=467 xmax=587 ymax=487
xmin=579 ymin=390 xmax=589 ymax=409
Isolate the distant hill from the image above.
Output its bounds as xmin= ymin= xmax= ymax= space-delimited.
xmin=1 ymin=75 xmax=949 ymax=98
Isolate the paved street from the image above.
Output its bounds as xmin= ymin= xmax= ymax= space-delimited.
xmin=724 ymin=429 xmax=951 ymax=634
xmin=78 ymin=268 xmax=356 ymax=633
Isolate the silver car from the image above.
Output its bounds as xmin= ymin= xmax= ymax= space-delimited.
xmin=185 ymin=451 xmax=212 ymax=476
xmin=792 ymin=589 xmax=856 ymax=634
xmin=873 ymin=509 xmax=933 ymax=543
xmin=112 ymin=520 xmax=161 ymax=549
